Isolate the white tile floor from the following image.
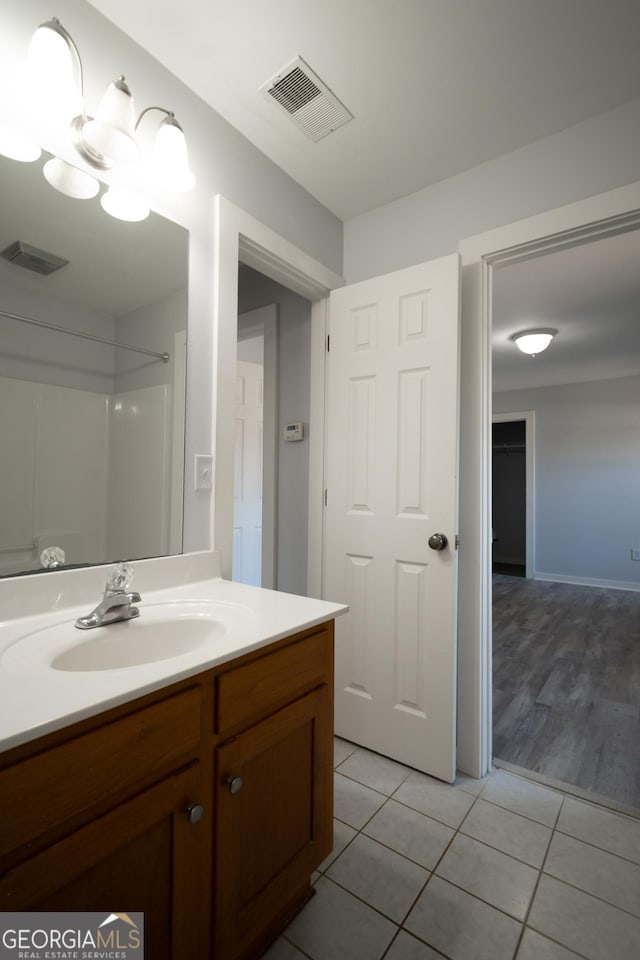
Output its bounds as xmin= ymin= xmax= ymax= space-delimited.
xmin=263 ymin=738 xmax=640 ymax=960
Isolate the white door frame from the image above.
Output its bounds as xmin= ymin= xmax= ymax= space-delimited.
xmin=213 ymin=196 xmax=343 ymax=579
xmin=169 ymin=328 xmax=187 ymax=555
xmin=459 ymin=180 xmax=640 ymax=778
xmin=491 ymin=410 xmax=535 ymax=579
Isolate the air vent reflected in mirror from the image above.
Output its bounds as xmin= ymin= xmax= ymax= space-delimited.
xmin=1 ymin=240 xmax=69 ymax=275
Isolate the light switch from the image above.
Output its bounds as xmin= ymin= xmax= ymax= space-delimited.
xmin=194 ymin=454 xmax=213 ymax=491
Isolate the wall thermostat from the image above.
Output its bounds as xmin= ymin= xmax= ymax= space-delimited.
xmin=284 ymin=421 xmax=304 ymax=442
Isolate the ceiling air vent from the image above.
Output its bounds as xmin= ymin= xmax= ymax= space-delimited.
xmin=1 ymin=241 xmax=69 ymax=276
xmin=261 ymin=56 xmax=353 ymax=142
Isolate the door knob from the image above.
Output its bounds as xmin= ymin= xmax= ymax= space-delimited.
xmin=186 ymin=803 xmax=204 ymax=825
xmin=428 ymin=533 xmax=448 ymax=551
xmin=227 ymin=775 xmax=244 ymax=795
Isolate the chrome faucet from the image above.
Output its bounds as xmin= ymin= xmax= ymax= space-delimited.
xmin=75 ymin=562 xmax=141 ymax=630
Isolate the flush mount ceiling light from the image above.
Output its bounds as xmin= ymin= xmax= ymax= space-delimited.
xmin=0 ymin=17 xmax=195 ymax=220
xmin=511 ymin=328 xmax=557 ymax=357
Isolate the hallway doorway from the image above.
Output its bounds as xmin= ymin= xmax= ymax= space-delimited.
xmin=490 ymin=227 xmax=640 ymax=815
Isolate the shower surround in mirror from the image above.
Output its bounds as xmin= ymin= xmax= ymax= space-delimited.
xmin=0 ymin=375 xmax=173 ymax=576
xmin=0 ymin=155 xmax=188 ymax=577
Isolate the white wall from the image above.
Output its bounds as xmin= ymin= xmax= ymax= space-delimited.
xmin=107 ymin=384 xmax=171 ymax=561
xmin=35 ymin=383 xmax=109 ymax=566
xmin=238 ymin=268 xmax=311 ymax=595
xmin=0 ymin=0 xmax=343 ymax=558
xmin=0 ymin=376 xmax=109 ymax=575
xmin=344 ymin=98 xmax=640 ymax=282
xmin=0 ymin=378 xmax=37 ymax=573
xmin=0 ymin=372 xmax=172 ymax=574
xmin=494 ymin=375 xmax=640 ymax=589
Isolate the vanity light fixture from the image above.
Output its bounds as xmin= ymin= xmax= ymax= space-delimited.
xmin=0 ymin=124 xmax=41 ymax=162
xmin=100 ymin=185 xmax=150 ymax=222
xmin=0 ymin=17 xmax=196 ymax=220
xmin=511 ymin=328 xmax=557 ymax=357
xmin=43 ymin=156 xmax=100 ymax=199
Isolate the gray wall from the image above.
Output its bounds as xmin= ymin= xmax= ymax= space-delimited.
xmin=494 ymin=375 xmax=640 ymax=588
xmin=344 ymin=98 xmax=640 ymax=282
xmin=238 ymin=267 xmax=311 ymax=596
xmin=114 ymin=287 xmax=188 ymax=393
xmin=0 ymin=271 xmax=116 ymax=393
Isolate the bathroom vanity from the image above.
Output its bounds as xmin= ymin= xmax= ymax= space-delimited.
xmin=0 ymin=553 xmax=345 ymax=959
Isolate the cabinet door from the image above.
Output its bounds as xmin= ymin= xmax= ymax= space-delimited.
xmin=214 ymin=685 xmax=332 ymax=960
xmin=0 ymin=763 xmax=209 ymax=960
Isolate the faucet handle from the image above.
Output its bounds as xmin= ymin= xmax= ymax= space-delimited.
xmin=40 ymin=546 xmax=66 ymax=569
xmin=106 ymin=561 xmax=135 ymax=593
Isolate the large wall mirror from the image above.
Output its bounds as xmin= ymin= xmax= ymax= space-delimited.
xmin=0 ymin=155 xmax=189 ymax=577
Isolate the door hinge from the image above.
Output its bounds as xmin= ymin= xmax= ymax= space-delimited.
xmin=326 ymin=334 xmax=330 ymax=352
xmin=455 ymin=534 xmax=460 ymax=549
xmin=324 ymin=489 xmax=328 ymax=507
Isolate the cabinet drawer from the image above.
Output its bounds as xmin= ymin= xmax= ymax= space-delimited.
xmin=215 ymin=625 xmax=332 ymax=734
xmin=0 ymin=686 xmax=202 ymax=861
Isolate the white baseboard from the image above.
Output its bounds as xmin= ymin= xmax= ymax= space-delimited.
xmin=534 ymin=572 xmax=640 ymax=593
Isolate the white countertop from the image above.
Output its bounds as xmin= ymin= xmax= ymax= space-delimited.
xmin=0 ymin=552 xmax=347 ymax=754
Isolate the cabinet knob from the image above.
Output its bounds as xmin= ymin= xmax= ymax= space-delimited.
xmin=227 ymin=775 xmax=244 ymax=795
xmin=186 ymin=803 xmax=204 ymax=824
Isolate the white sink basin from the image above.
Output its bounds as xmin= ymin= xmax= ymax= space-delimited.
xmin=1 ymin=599 xmax=256 ymax=673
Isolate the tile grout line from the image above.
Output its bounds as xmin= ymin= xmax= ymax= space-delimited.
xmin=326 ymin=745 xmax=640 ymax=960
xmin=536 ymin=793 xmax=640 ymax=923
xmin=552 ymin=825 xmax=640 ymax=868
xmin=280 ymin=933 xmax=315 ymax=960
xmin=324 ymin=757 xmax=455 ymax=954
xmin=510 ymin=793 xmax=566 ymax=959
xmin=330 ymin=757 xmax=539 ymax=954
xmin=391 ymin=791 xmax=483 ymax=940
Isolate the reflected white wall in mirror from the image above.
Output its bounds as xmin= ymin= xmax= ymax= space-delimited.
xmin=0 ymin=154 xmax=189 ymax=577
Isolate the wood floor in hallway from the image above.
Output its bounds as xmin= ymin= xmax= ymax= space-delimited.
xmin=492 ymin=575 xmax=640 ymax=812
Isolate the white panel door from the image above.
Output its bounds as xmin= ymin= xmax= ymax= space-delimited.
xmin=325 ymin=255 xmax=460 ymax=782
xmin=233 ymin=360 xmax=264 ymax=586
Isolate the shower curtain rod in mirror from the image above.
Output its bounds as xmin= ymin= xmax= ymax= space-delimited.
xmin=0 ymin=308 xmax=170 ymax=363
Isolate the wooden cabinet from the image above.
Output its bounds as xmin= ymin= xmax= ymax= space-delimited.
xmin=0 ymin=763 xmax=208 ymax=960
xmin=0 ymin=685 xmax=211 ymax=958
xmin=0 ymin=618 xmax=334 ymax=960
xmin=214 ymin=684 xmax=332 ymax=960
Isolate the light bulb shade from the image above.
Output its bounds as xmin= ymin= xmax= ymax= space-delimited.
xmin=43 ymin=156 xmax=99 ymax=199
xmin=25 ymin=19 xmax=83 ymax=121
xmin=0 ymin=124 xmax=41 ymax=162
xmin=511 ymin=328 xmax=557 ymax=356
xmin=82 ymin=77 xmax=140 ymax=165
xmin=151 ymin=116 xmax=195 ymax=191
xmin=100 ymin=186 xmax=149 ymax=222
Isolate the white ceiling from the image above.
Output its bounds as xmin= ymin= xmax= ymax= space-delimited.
xmin=492 ymin=228 xmax=640 ymax=393
xmin=88 ymin=0 xmax=640 ymax=220
xmin=5 ymin=3 xmax=638 ymax=385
